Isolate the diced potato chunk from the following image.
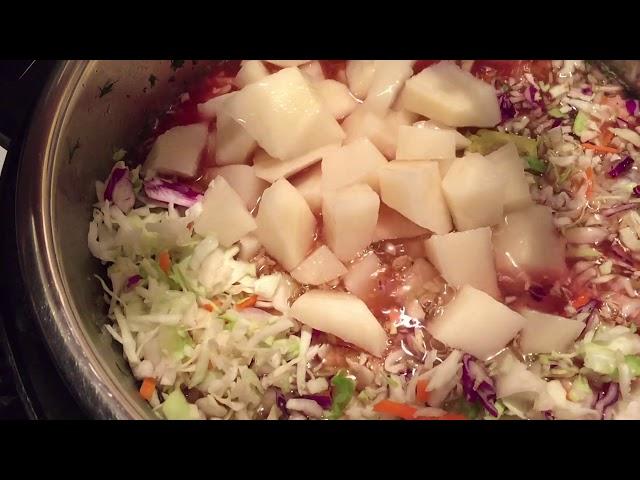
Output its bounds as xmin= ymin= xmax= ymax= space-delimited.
xmin=233 ymin=60 xmax=269 ymax=88
xmin=300 ymin=61 xmax=325 ymax=83
xmin=197 ymin=92 xmax=236 ymax=120
xmin=364 ymin=60 xmax=415 ymax=113
xmin=413 ymin=119 xmax=471 ymax=150
xmin=321 ymin=137 xmax=387 ymax=193
xmin=265 ymin=60 xmax=311 ymax=68
xmin=425 ymin=227 xmax=500 ymax=299
xmin=379 ymin=160 xmax=452 ymax=234
xmin=238 ymin=234 xmax=262 ymax=262
xmin=427 ymin=285 xmax=526 ymax=360
xmin=343 ymin=253 xmax=382 ymax=301
xmin=493 ymin=204 xmax=568 ymax=284
xmin=194 ymin=176 xmax=257 ymax=246
xmin=518 ymin=309 xmax=584 ymax=354
xmin=144 ymin=123 xmax=208 ymax=179
xmin=215 ymin=112 xmax=257 ymax=166
xmin=323 ymin=184 xmax=380 ymax=262
xmin=441 ymin=153 xmax=503 ymax=231
xmin=206 ymin=164 xmax=268 ymax=211
xmin=291 ymin=245 xmax=347 ymax=286
xmin=256 ymin=178 xmax=317 ymax=271
xmin=401 ymin=62 xmax=501 ymax=127
xmin=373 ymin=204 xmax=428 ymax=241
xmin=346 ymin=60 xmax=376 ymax=99
xmin=396 ymin=126 xmax=456 ymax=161
xmin=253 ymin=144 xmax=340 ymax=183
xmin=485 ymin=142 xmax=532 ymax=212
xmin=314 ymin=79 xmax=357 ymax=120
xmin=342 ymin=106 xmax=416 ymax=159
xmin=290 ymin=163 xmax=322 ymax=213
xmin=290 ymin=290 xmax=388 ymax=357
xmin=222 ymin=67 xmax=345 ymax=160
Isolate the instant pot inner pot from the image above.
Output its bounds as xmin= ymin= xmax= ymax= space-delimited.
xmin=49 ymin=60 xmax=213 ymax=418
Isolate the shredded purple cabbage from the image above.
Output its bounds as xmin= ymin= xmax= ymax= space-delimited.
xmin=633 ymin=185 xmax=640 ymax=197
xmin=543 ymin=410 xmax=555 ymax=420
xmin=528 ymin=285 xmax=547 ymax=302
xmin=608 ymin=156 xmax=634 ymax=178
xmin=104 ymin=167 xmax=135 ymax=213
xmin=275 ymin=390 xmax=289 ymax=417
xmin=498 ymin=93 xmax=516 ymax=121
xmin=551 ymin=118 xmax=563 ymax=128
xmin=578 ymin=299 xmax=602 ymax=337
xmin=143 ymin=177 xmax=203 ymax=208
xmin=593 ymin=382 xmax=619 ymax=419
xmin=582 ymin=86 xmax=593 ymax=96
xmin=601 ymin=202 xmax=638 ymax=217
xmin=461 ymin=354 xmax=498 ymax=417
xmin=126 ymin=275 xmax=142 ymax=290
xmin=301 ymin=394 xmax=332 ymax=409
xmin=626 ymin=99 xmax=638 ymax=117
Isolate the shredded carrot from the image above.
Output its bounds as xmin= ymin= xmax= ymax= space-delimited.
xmin=600 ymin=128 xmax=614 ymax=147
xmin=158 ymin=251 xmax=171 ymax=273
xmin=203 ymin=303 xmax=214 ymax=312
xmin=571 ymin=291 xmax=591 ymax=310
xmin=581 ymin=143 xmax=620 ymax=154
xmin=416 ymin=379 xmax=430 ymax=403
xmin=236 ymin=294 xmax=258 ymax=310
xmin=139 ymin=377 xmax=157 ymax=401
xmin=585 ymin=166 xmax=594 ymax=199
xmin=374 ymin=400 xmax=418 ymax=419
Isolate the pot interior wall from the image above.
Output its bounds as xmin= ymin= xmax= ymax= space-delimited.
xmin=51 ymin=60 xmax=213 ymax=417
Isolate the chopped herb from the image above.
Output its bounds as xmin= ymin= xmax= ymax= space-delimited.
xmin=68 ymin=138 xmax=80 ymax=161
xmin=98 ymin=79 xmax=117 ymax=98
xmin=148 ymin=74 xmax=157 ymax=88
xmin=525 ymin=156 xmax=547 ymax=176
xmin=327 ymin=370 xmax=355 ymax=419
xmin=170 ymin=60 xmax=185 ymax=71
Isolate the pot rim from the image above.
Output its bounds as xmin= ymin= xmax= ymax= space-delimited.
xmin=15 ymin=60 xmax=143 ymax=420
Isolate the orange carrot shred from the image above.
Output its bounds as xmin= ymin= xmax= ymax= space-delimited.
xmin=158 ymin=251 xmax=171 ymax=273
xmin=600 ymin=128 xmax=614 ymax=147
xmin=416 ymin=379 xmax=430 ymax=403
xmin=139 ymin=377 xmax=157 ymax=401
xmin=203 ymin=304 xmax=214 ymax=312
xmin=581 ymin=143 xmax=620 ymax=154
xmin=416 ymin=413 xmax=467 ymax=421
xmin=373 ymin=400 xmax=417 ymax=419
xmin=572 ymin=291 xmax=591 ymax=310
xmin=236 ymin=294 xmax=258 ymax=310
xmin=585 ymin=166 xmax=594 ymax=199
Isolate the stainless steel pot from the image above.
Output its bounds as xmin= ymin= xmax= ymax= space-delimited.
xmin=16 ymin=60 xmax=214 ymax=419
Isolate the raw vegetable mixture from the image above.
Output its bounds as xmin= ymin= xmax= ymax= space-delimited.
xmin=88 ymin=60 xmax=640 ymax=420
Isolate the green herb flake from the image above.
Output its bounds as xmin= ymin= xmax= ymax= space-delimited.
xmin=327 ymin=370 xmax=355 ymax=420
xmin=525 ymin=156 xmax=548 ymax=176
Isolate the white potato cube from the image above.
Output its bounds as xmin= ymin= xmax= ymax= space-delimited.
xmin=373 ymin=204 xmax=428 ymax=241
xmin=197 ymin=92 xmax=236 ymax=120
xmin=265 ymin=60 xmax=311 ymax=68
xmin=233 ymin=60 xmax=269 ymax=88
xmin=364 ymin=60 xmax=415 ymax=113
xmin=427 ymin=285 xmax=526 ymax=360
xmin=441 ymin=154 xmax=503 ymax=231
xmin=425 ymin=227 xmax=500 ymax=299
xmin=215 ymin=112 xmax=257 ymax=166
xmin=519 ymin=309 xmax=584 ymax=354
xmin=222 ymin=68 xmax=345 ymax=160
xmin=290 ymin=290 xmax=388 ymax=357
xmin=144 ymin=123 xmax=208 ymax=179
xmin=300 ymin=61 xmax=325 ymax=83
xmin=396 ymin=125 xmax=456 ymax=161
xmin=379 ymin=160 xmax=452 ymax=234
xmin=314 ymin=79 xmax=357 ymax=120
xmin=414 ymin=119 xmax=471 ymax=149
xmin=323 ymin=184 xmax=380 ymax=262
xmin=401 ymin=61 xmax=501 ymax=127
xmin=253 ymin=144 xmax=340 ymax=183
xmin=321 ymin=137 xmax=387 ymax=193
xmin=485 ymin=142 xmax=532 ymax=212
xmin=290 ymin=163 xmax=322 ymax=213
xmin=238 ymin=234 xmax=262 ymax=262
xmin=343 ymin=253 xmax=382 ymax=301
xmin=194 ymin=176 xmax=257 ymax=246
xmin=256 ymin=178 xmax=317 ymax=271
xmin=493 ymin=205 xmax=568 ymax=284
xmin=346 ymin=60 xmax=377 ymax=100
xmin=291 ymin=245 xmax=347 ymax=286
xmin=206 ymin=164 xmax=268 ymax=211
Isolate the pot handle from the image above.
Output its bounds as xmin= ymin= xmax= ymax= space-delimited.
xmin=0 ymin=60 xmax=56 ymax=164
